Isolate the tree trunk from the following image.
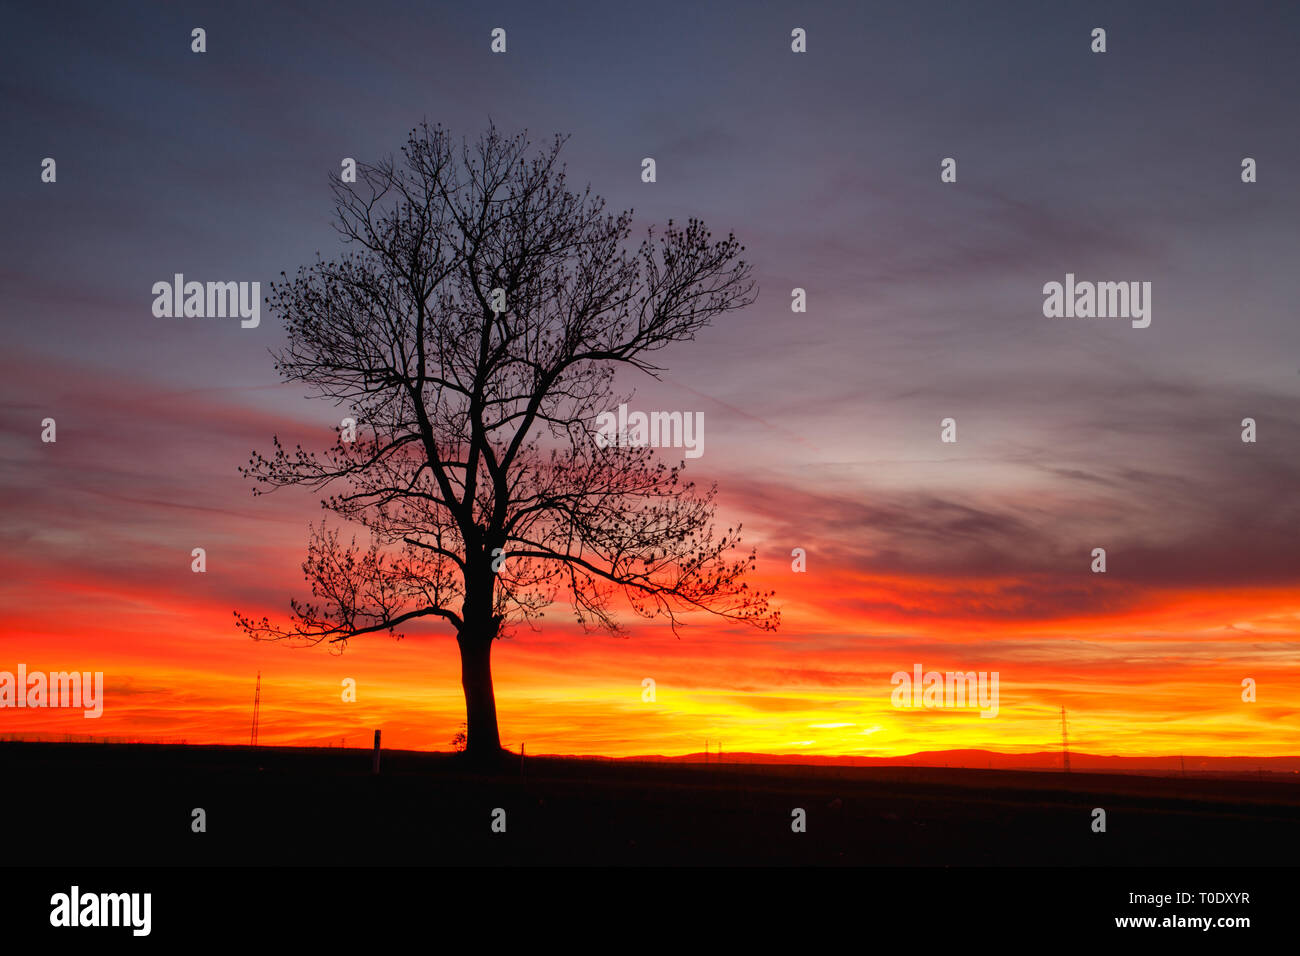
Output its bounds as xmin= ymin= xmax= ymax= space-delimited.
xmin=458 ymin=628 xmax=502 ymax=763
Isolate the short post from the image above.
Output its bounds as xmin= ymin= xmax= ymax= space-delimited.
xmin=520 ymin=743 xmax=526 ymax=783
xmin=372 ymin=729 xmax=381 ymax=775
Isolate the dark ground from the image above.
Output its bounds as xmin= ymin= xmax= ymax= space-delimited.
xmin=5 ymin=742 xmax=1298 ymax=866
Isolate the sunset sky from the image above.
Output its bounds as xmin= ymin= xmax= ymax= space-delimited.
xmin=2 ymin=1 xmax=1298 ymax=759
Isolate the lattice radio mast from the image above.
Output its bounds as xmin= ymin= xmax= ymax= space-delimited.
xmin=1060 ymin=705 xmax=1070 ymax=773
xmin=250 ymin=671 xmax=261 ymax=747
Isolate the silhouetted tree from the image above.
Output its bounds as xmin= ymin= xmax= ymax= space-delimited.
xmin=236 ymin=122 xmax=778 ymax=763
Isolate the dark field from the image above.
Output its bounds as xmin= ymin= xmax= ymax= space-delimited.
xmin=5 ymin=742 xmax=1298 ymax=866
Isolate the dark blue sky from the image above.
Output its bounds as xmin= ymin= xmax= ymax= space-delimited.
xmin=4 ymin=0 xmax=1300 ymax=597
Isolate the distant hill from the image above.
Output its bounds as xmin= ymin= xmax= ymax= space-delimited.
xmin=602 ymin=748 xmax=1300 ymax=774
xmin=7 ymin=736 xmax=1298 ymax=774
